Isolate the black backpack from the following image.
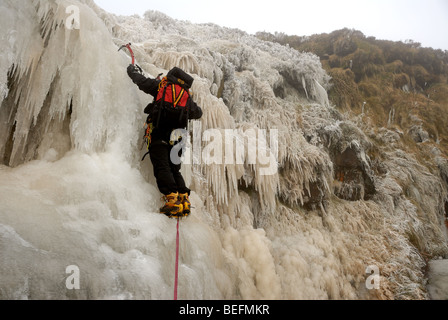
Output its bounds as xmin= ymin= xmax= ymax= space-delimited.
xmin=147 ymin=67 xmax=195 ymax=130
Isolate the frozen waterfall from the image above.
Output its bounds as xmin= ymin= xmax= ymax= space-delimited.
xmin=0 ymin=0 xmax=447 ymax=300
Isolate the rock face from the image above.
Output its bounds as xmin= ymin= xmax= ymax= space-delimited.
xmin=333 ymin=146 xmax=376 ymax=201
xmin=303 ymin=181 xmax=327 ymax=210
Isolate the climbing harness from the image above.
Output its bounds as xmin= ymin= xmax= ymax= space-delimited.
xmin=141 ymin=120 xmax=154 ymax=161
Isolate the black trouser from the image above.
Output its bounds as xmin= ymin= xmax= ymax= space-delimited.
xmin=149 ymin=140 xmax=190 ymax=196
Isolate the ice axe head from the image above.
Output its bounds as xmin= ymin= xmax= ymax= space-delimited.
xmin=118 ymin=43 xmax=135 ymax=65
xmin=118 ymin=42 xmax=131 ymax=52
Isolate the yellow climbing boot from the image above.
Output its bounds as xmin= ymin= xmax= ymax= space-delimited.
xmin=160 ymin=192 xmax=183 ymax=217
xmin=179 ymin=193 xmax=191 ymax=217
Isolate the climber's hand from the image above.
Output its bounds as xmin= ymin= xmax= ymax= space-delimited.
xmin=127 ymin=64 xmax=140 ymax=77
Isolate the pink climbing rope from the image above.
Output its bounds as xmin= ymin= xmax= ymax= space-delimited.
xmin=174 ymin=219 xmax=180 ymax=300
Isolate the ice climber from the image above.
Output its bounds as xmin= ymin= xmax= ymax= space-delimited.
xmin=127 ymin=64 xmax=203 ymax=218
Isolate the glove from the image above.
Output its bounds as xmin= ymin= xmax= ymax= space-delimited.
xmin=127 ymin=64 xmax=140 ymax=77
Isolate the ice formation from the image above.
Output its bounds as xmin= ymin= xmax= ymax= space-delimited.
xmin=0 ymin=0 xmax=447 ymax=300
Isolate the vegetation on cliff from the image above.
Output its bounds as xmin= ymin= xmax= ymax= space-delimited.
xmin=257 ymin=28 xmax=448 ymax=153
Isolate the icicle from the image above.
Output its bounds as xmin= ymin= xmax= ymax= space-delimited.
xmin=302 ymin=76 xmax=309 ymax=99
xmin=152 ymin=50 xmax=201 ymax=76
xmin=313 ymin=79 xmax=330 ymax=107
xmin=388 ymin=108 xmax=395 ymax=127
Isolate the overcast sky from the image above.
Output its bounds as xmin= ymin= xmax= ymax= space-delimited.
xmin=94 ymin=0 xmax=448 ymax=51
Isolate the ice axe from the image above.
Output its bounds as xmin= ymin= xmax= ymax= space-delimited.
xmin=119 ymin=42 xmax=142 ymax=73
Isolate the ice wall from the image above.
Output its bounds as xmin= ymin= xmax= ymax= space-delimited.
xmin=0 ymin=0 xmax=447 ymax=300
xmin=0 ymin=0 xmax=147 ymax=167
